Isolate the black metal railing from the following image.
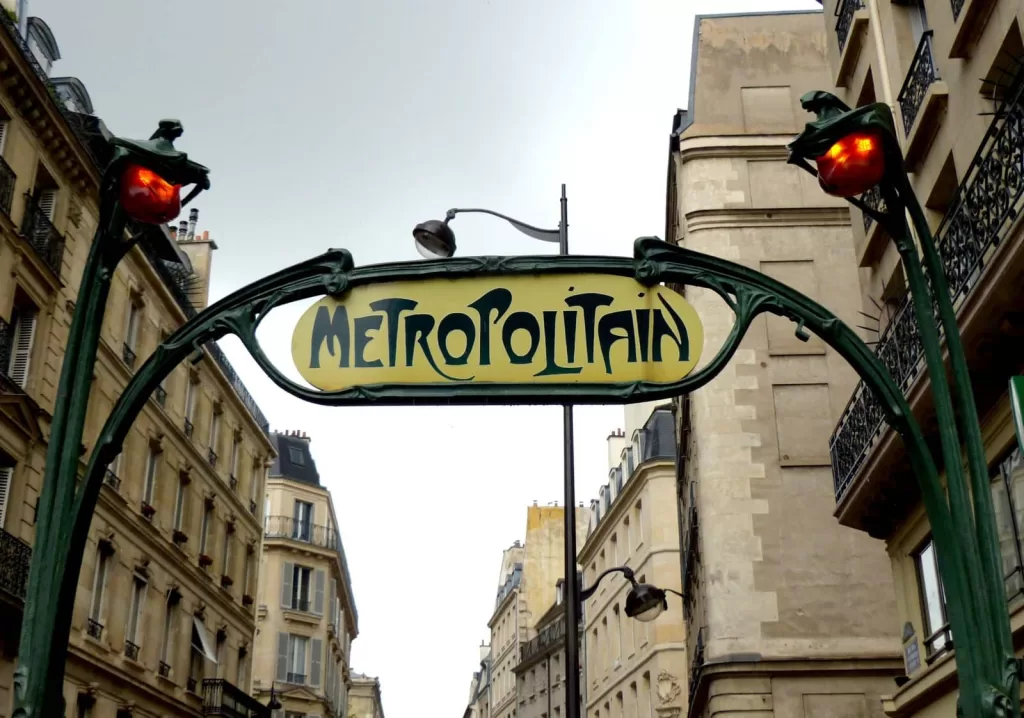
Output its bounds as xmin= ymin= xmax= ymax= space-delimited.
xmin=287 ymin=598 xmax=311 ymax=612
xmin=159 ymin=661 xmax=171 ymax=678
xmin=687 ymin=628 xmax=705 ymax=718
xmin=521 ymin=614 xmax=566 ymax=663
xmin=124 ymin=640 xmax=140 ymax=661
xmin=229 ymin=475 xmax=238 ymax=491
xmin=951 ymin=0 xmax=965 ymax=21
xmin=264 ymin=515 xmax=355 ymax=621
xmin=121 ymin=342 xmax=137 ymax=368
xmin=185 ymin=418 xmax=194 ymax=438
xmin=249 ymin=499 xmax=257 ymax=516
xmin=861 ymin=184 xmax=886 ymax=232
xmin=208 ymin=449 xmax=218 ymax=467
xmin=103 ymin=469 xmax=121 ymax=492
xmin=681 ymin=483 xmax=700 ymax=623
xmin=835 ymin=0 xmax=864 ymax=53
xmin=87 ymin=619 xmax=103 ymax=639
xmin=0 ymin=528 xmax=31 ymax=603
xmin=286 ymin=672 xmax=306 ymax=684
xmin=830 ymin=61 xmax=1024 ymax=503
xmin=19 ymin=195 xmax=64 ymax=278
xmin=201 ymin=678 xmax=270 ymax=718
xmin=0 ymin=156 xmax=16 ymax=217
xmin=156 ymin=385 xmax=167 ymax=406
xmin=187 ymin=677 xmax=198 ymax=693
xmin=898 ymin=32 xmax=939 ymax=136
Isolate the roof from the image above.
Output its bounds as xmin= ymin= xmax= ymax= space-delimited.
xmin=270 ymin=431 xmax=321 ymax=485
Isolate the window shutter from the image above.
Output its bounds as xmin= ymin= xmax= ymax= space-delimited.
xmin=0 ymin=466 xmax=12 ymax=529
xmin=275 ymin=632 xmax=288 ymax=682
xmin=310 ymin=637 xmax=322 ymax=687
xmin=329 ymin=578 xmax=336 ymax=623
xmin=0 ymin=121 xmax=8 ymax=154
xmin=313 ymin=568 xmax=325 ymax=615
xmin=9 ymin=310 xmax=37 ymax=388
xmin=37 ymin=188 xmax=57 ymax=221
xmin=281 ymin=562 xmax=293 ymax=608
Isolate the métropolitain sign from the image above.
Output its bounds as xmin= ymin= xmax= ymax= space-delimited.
xmin=291 ymin=272 xmax=704 ymax=396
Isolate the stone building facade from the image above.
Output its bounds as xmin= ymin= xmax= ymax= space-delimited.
xmin=349 ymin=673 xmax=385 ymax=718
xmin=665 ymin=10 xmax=906 ymax=717
xmin=817 ymin=0 xmax=1024 ymax=713
xmin=0 ymin=6 xmax=276 ymax=717
xmin=513 ymin=581 xmax=570 ymax=718
xmin=580 ymin=405 xmax=686 ymax=718
xmin=254 ymin=430 xmax=357 ymax=718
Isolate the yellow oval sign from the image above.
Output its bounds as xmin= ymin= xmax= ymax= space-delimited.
xmin=291 ymin=274 xmax=704 ymax=391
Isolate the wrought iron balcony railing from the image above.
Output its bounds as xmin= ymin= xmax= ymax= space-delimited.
xmin=86 ymin=619 xmax=103 ymax=640
xmin=124 ymin=640 xmax=140 ymax=661
xmin=830 ymin=65 xmax=1024 ymax=502
xmin=155 ymin=385 xmax=167 ymax=406
xmin=0 ymin=527 xmax=31 ymax=603
xmin=687 ymin=628 xmax=705 ymax=717
xmin=208 ymin=449 xmax=218 ymax=467
xmin=286 ymin=672 xmax=306 ymax=684
xmin=898 ymin=31 xmax=939 ymax=136
xmin=835 ymin=0 xmax=864 ymax=53
xmin=951 ymin=0 xmax=965 ymax=21
xmin=187 ymin=676 xmax=198 ymax=693
xmin=20 ymin=195 xmax=64 ymax=278
xmin=0 ymin=156 xmax=16 ymax=217
xmin=229 ymin=474 xmax=238 ymax=491
xmin=103 ymin=469 xmax=121 ymax=492
xmin=521 ymin=614 xmax=566 ymax=664
xmin=159 ymin=661 xmax=171 ymax=678
xmin=121 ymin=342 xmax=137 ymax=368
xmin=681 ymin=482 xmax=700 ymax=623
xmin=861 ymin=184 xmax=886 ymax=233
xmin=201 ymin=678 xmax=270 ymax=718
xmin=184 ymin=418 xmax=194 ymax=438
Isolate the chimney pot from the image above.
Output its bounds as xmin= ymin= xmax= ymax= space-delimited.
xmin=186 ymin=208 xmax=198 ymax=242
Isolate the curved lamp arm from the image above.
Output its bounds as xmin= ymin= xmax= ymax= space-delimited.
xmin=579 ymin=566 xmax=637 ymax=603
xmin=446 ymin=207 xmax=561 ymax=244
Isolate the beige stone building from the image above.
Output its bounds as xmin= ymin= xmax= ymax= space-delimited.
xmin=815 ymin=0 xmax=1024 ymax=713
xmin=0 ymin=5 xmax=277 ymax=717
xmin=465 ymin=643 xmax=491 ymax=718
xmin=580 ymin=405 xmax=686 ymax=718
xmin=253 ymin=430 xmax=357 ymax=718
xmin=513 ymin=580 xmax=569 ymax=718
xmin=665 ymin=10 xmax=908 ymax=717
xmin=484 ymin=505 xmax=589 ymax=718
xmin=349 ymin=673 xmax=384 ymax=718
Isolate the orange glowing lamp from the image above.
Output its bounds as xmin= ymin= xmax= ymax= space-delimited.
xmin=814 ymin=132 xmax=886 ymax=198
xmin=119 ymin=164 xmax=182 ymax=224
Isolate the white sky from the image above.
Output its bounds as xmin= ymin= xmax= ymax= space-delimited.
xmin=34 ymin=0 xmax=820 ymax=714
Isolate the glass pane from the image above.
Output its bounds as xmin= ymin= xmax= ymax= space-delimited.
xmin=917 ymin=542 xmax=946 ymax=644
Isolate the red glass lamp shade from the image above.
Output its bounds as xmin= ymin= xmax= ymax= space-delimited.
xmin=120 ymin=164 xmax=182 ymax=224
xmin=814 ymin=132 xmax=886 ymax=198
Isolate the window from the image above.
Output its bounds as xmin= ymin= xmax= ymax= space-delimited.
xmin=264 ymin=496 xmax=271 ymax=531
xmin=0 ymin=118 xmax=7 ymax=156
xmin=243 ymin=551 xmax=252 ymax=596
xmin=642 ymin=673 xmax=653 ymax=718
xmin=629 ymin=683 xmax=638 ymax=718
xmin=230 ymin=438 xmax=240 ymax=480
xmin=190 ymin=619 xmax=217 ymax=688
xmin=611 ymin=533 xmax=619 ymax=564
xmin=601 ymin=616 xmax=609 ymax=667
xmin=914 ymin=538 xmax=950 ymax=657
xmin=75 ymin=695 xmax=92 ymax=718
xmin=623 ymin=517 xmax=632 ymax=556
xmin=125 ymin=574 xmax=147 ymax=656
xmin=294 ymin=500 xmax=314 ymax=541
xmin=160 ymin=592 xmax=178 ymax=670
xmin=908 ymin=0 xmax=929 ymax=46
xmin=289 ymin=445 xmax=305 ymax=466
xmin=7 ymin=304 xmax=38 ymax=389
xmin=36 ymin=187 xmax=57 ymax=221
xmin=236 ymin=647 xmax=248 ymax=690
xmin=612 ymin=606 xmax=622 ymax=661
xmin=184 ymin=378 xmax=197 ymax=431
xmin=200 ymin=504 xmax=212 ymax=557
xmin=284 ymin=563 xmax=313 ymax=611
xmin=143 ymin=447 xmax=159 ymax=507
xmin=209 ymin=408 xmax=220 ymax=453
xmin=221 ymin=524 xmax=232 ymax=575
xmin=992 ymin=447 xmax=1024 ymax=600
xmin=88 ymin=547 xmax=110 ymax=635
xmin=288 ymin=634 xmax=308 ymax=683
xmin=173 ymin=478 xmax=187 ymax=531
xmin=123 ymin=299 xmax=141 ymax=367
xmin=635 ymin=500 xmax=644 ymax=545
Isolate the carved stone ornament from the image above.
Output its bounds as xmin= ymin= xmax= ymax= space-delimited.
xmin=67 ymin=197 xmax=82 ymax=227
xmin=657 ymin=671 xmax=681 ymax=705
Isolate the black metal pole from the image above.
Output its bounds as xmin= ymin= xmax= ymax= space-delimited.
xmin=559 ymin=183 xmax=582 ymax=718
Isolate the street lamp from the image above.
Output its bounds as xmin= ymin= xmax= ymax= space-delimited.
xmin=789 ymin=91 xmax=1017 ymax=718
xmin=579 ymin=565 xmax=682 ymax=624
xmin=412 ymin=186 xmax=583 ymax=718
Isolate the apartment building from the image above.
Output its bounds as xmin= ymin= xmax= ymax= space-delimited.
xmin=513 ymin=580 xmax=570 ymax=718
xmin=0 ymin=5 xmax=276 ymax=717
xmin=465 ymin=643 xmax=492 ymax=718
xmin=819 ymin=0 xmax=1024 ymax=713
xmin=489 ymin=543 xmax=526 ymax=718
xmin=349 ymin=673 xmax=385 ymax=718
xmin=255 ymin=430 xmax=357 ymax=718
xmin=665 ymin=12 xmax=907 ymax=716
xmin=579 ymin=405 xmax=686 ymax=718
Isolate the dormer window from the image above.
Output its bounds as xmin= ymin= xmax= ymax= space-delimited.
xmin=288 ymin=445 xmax=305 ymax=466
xmin=26 ymin=18 xmax=61 ymax=78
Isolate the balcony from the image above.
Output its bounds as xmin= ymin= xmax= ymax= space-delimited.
xmin=201 ymin=678 xmax=270 ymax=718
xmin=19 ymin=195 xmax=65 ymax=278
xmin=898 ymin=31 xmax=947 ymax=168
xmin=0 ymin=156 xmax=15 ymax=217
xmin=184 ymin=418 xmax=194 ymax=438
xmin=208 ymin=448 xmax=218 ymax=467
xmin=520 ymin=614 xmax=566 ymax=665
xmin=159 ymin=661 xmax=171 ymax=678
xmin=0 ymin=528 xmax=31 ymax=605
xmin=121 ymin=342 xmax=137 ymax=369
xmin=87 ymin=619 xmax=103 ymax=640
xmin=831 ymin=70 xmax=1024 ymax=531
xmin=155 ymin=385 xmax=167 ymax=406
xmin=834 ymin=0 xmax=868 ymax=86
xmin=265 ymin=515 xmax=342 ymax=552
xmin=103 ymin=469 xmax=121 ymax=492
xmin=286 ymin=672 xmax=306 ymax=684
xmin=124 ymin=640 xmax=140 ymax=661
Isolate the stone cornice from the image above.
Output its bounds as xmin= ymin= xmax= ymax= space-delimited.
xmin=683 ymin=206 xmax=850 ymax=234
xmin=578 ymin=459 xmax=674 ymax=564
xmin=675 ymin=134 xmax=793 ymax=165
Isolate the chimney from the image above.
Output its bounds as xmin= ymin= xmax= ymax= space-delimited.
xmin=186 ymin=208 xmax=198 ymax=241
xmin=175 ymin=208 xmax=218 ymax=312
xmin=532 ymin=500 xmax=538 ymax=506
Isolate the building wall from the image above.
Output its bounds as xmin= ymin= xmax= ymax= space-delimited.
xmin=255 ymin=475 xmax=356 ymax=718
xmin=669 ymin=11 xmax=905 ymax=717
xmin=522 ymin=505 xmax=590 ymax=634
xmin=489 ymin=553 xmax=525 ymax=718
xmin=349 ymin=674 xmax=384 ymax=718
xmin=0 ymin=13 xmax=275 ymax=717
xmin=581 ymin=409 xmax=686 ymax=718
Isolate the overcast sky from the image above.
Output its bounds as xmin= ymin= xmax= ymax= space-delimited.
xmin=36 ymin=0 xmax=819 ymax=714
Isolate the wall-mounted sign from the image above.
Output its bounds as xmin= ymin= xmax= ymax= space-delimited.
xmin=291 ymin=273 xmax=704 ymax=393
